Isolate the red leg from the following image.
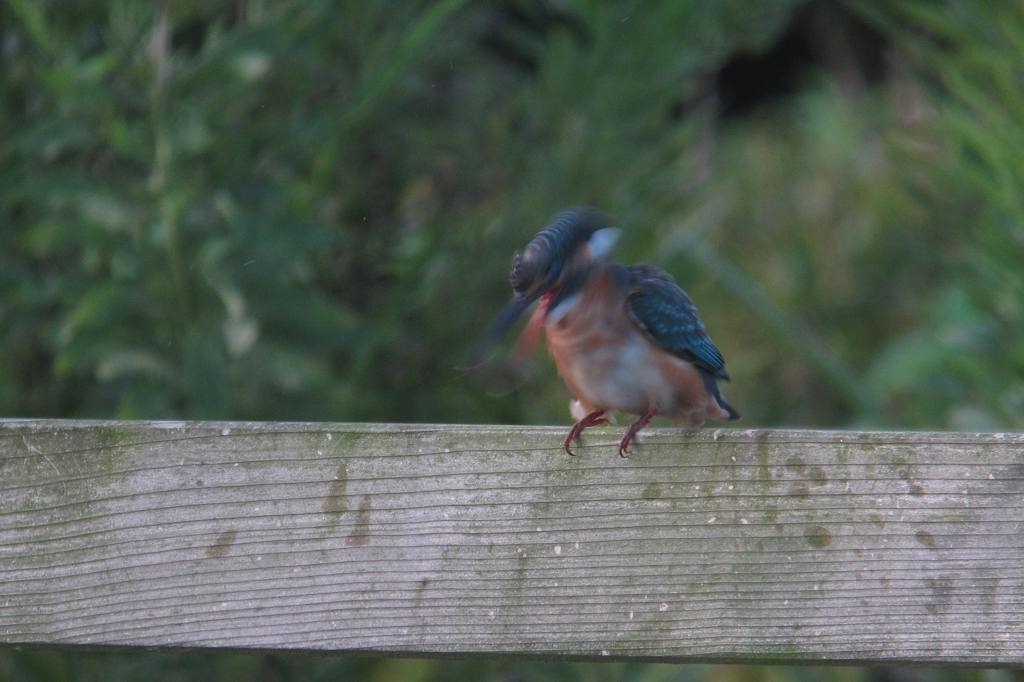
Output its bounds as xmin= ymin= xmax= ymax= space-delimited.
xmin=618 ymin=407 xmax=657 ymax=457
xmin=563 ymin=410 xmax=608 ymax=456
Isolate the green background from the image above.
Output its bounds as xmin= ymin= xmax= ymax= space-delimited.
xmin=2 ymin=0 xmax=1023 ymax=680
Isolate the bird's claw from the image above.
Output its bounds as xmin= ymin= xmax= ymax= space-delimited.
xmin=563 ymin=428 xmax=582 ymax=456
xmin=563 ymin=410 xmax=606 ymax=457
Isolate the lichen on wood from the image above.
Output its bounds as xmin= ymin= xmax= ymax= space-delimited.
xmin=1 ymin=420 xmax=1022 ymax=665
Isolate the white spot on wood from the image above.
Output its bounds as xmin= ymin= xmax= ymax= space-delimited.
xmin=553 ymin=545 xmax=562 ymax=555
xmin=659 ymin=603 xmax=669 ymax=612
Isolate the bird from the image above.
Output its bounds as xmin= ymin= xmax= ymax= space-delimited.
xmin=487 ymin=207 xmax=739 ymax=456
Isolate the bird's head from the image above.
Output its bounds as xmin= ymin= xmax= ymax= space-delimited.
xmin=463 ymin=207 xmax=619 ymax=368
xmin=509 ymin=206 xmax=620 ymax=303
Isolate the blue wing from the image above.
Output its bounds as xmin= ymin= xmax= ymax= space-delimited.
xmin=625 ymin=265 xmax=729 ymax=380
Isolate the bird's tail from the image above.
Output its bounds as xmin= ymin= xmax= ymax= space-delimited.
xmin=716 ymin=394 xmax=741 ymax=421
xmin=700 ymin=371 xmax=741 ymax=421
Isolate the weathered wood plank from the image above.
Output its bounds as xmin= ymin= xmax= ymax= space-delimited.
xmin=0 ymin=420 xmax=1022 ymax=665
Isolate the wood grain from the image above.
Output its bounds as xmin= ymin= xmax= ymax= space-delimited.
xmin=1 ymin=420 xmax=1022 ymax=665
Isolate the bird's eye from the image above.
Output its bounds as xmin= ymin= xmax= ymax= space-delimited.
xmin=509 ymin=251 xmax=530 ymax=294
xmin=509 ymin=244 xmax=548 ymax=297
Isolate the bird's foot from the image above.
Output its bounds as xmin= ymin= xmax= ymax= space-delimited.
xmin=618 ymin=408 xmax=657 ymax=457
xmin=563 ymin=410 xmax=608 ymax=456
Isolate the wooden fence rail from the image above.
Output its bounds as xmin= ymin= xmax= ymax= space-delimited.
xmin=0 ymin=420 xmax=1022 ymax=666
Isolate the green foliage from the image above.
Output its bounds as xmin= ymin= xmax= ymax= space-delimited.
xmin=1 ymin=0 xmax=812 ymax=425
xmin=850 ymin=0 xmax=1024 ymax=430
xmin=2 ymin=2 xmax=1020 ymax=425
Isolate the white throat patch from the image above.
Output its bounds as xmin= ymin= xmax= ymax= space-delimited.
xmin=547 ymin=292 xmax=582 ymax=325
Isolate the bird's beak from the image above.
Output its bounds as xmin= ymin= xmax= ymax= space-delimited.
xmin=485 ymin=294 xmax=537 ymax=342
xmin=459 ymin=293 xmax=539 ymax=370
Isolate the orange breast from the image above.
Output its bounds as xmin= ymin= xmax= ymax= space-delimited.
xmin=545 ymin=268 xmax=641 ymax=412
xmin=543 ymin=266 xmax=722 ymax=425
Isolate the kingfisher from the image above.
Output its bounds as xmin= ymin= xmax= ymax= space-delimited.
xmin=484 ymin=207 xmax=739 ymax=456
